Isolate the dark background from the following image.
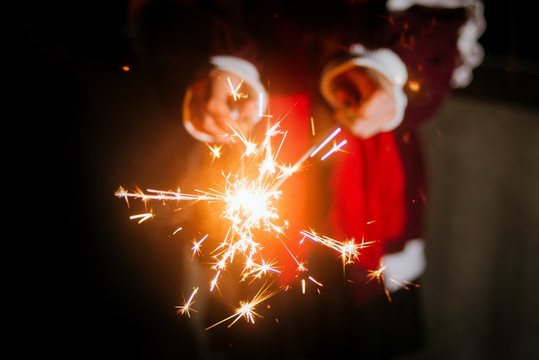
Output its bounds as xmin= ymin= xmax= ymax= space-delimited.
xmin=3 ymin=1 xmax=537 ymax=358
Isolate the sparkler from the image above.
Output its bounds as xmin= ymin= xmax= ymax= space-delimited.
xmin=114 ymin=69 xmax=424 ymax=336
xmin=115 ymin=121 xmax=345 ymax=285
xmin=115 ymin=81 xmax=354 ymax=329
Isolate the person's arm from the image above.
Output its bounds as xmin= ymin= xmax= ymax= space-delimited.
xmin=131 ymin=0 xmax=267 ymax=144
xmin=320 ymin=0 xmax=485 ymax=137
xmin=387 ymin=0 xmax=486 ymax=89
xmin=183 ymin=56 xmax=267 ymax=143
xmin=320 ymin=45 xmax=408 ymax=138
xmin=176 ymin=6 xmax=267 ymax=144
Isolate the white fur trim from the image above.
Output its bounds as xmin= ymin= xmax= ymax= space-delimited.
xmin=386 ymin=0 xmax=486 ymax=88
xmin=387 ymin=0 xmax=468 ymax=10
xmin=320 ymin=45 xmax=408 ymax=132
xmin=381 ymin=239 xmax=426 ymax=293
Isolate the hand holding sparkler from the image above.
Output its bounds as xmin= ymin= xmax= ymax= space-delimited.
xmin=183 ymin=69 xmax=260 ymax=143
xmin=328 ymin=67 xmax=397 ymax=139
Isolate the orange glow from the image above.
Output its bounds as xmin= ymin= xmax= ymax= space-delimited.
xmin=408 ymin=80 xmax=420 ymax=92
xmin=121 ymin=65 xmax=130 ymax=72
xmin=115 ymin=103 xmax=351 ymax=329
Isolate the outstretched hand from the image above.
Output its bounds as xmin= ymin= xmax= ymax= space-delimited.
xmin=186 ymin=69 xmax=259 ymax=143
xmin=330 ymin=67 xmax=396 ymax=139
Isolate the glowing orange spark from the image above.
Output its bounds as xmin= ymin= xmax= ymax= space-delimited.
xmin=408 ymin=80 xmax=420 ymax=92
xmin=117 ymin=122 xmax=298 ymax=295
xmin=242 ymin=259 xmax=281 ymax=281
xmin=388 ymin=278 xmax=420 ymax=291
xmin=116 ymin=116 xmax=352 ymax=328
xmin=227 ymin=77 xmax=247 ymax=101
xmin=206 ymin=143 xmax=222 ymax=160
xmin=300 ymin=229 xmax=373 ymax=267
xmin=205 ymin=281 xmax=279 ymax=330
xmin=339 ymin=239 xmax=361 ymax=265
xmin=115 ymin=187 xmax=202 ymax=202
xmin=176 ymin=287 xmax=199 ymax=318
xmin=191 ymin=234 xmax=208 ymax=258
xmin=278 ymin=238 xmax=307 ymax=272
xmin=366 ymin=263 xmax=394 ymax=303
xmin=173 ymin=227 xmax=183 ymax=235
xmin=129 ymin=212 xmax=153 ymax=224
xmin=308 ymin=276 xmax=323 ymax=287
xmin=366 ymin=265 xmax=386 ymax=285
xmin=225 ymin=123 xmax=258 ymax=157
xmin=209 ymin=270 xmax=221 ymax=293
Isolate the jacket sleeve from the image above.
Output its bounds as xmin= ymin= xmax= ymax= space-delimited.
xmin=320 ymin=0 xmax=485 ymax=130
xmin=132 ymin=0 xmax=267 ymax=142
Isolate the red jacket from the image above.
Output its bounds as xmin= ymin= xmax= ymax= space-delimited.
xmin=134 ymin=0 xmax=475 ymax=273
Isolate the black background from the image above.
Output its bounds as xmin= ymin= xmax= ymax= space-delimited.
xmin=3 ymin=1 xmax=537 ymax=358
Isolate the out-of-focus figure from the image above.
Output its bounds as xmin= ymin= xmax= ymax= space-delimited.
xmin=127 ymin=0 xmax=485 ymax=358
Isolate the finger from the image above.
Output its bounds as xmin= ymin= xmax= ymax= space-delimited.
xmin=331 ymin=73 xmax=362 ymax=108
xmin=350 ymin=109 xmax=395 ymax=139
xmin=201 ymin=112 xmax=232 ymax=142
xmin=350 ymin=118 xmax=379 ymax=139
xmin=206 ymin=97 xmax=237 ymax=133
xmin=340 ymin=68 xmax=377 ymax=99
xmin=334 ymin=107 xmax=367 ymax=131
xmin=237 ymin=100 xmax=258 ymax=128
xmin=199 ymin=96 xmax=237 ymax=142
xmin=334 ymin=88 xmax=359 ymax=110
xmin=359 ymin=88 xmax=395 ymax=121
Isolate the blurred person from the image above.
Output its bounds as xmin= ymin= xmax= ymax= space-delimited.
xmin=126 ymin=0 xmax=485 ymax=358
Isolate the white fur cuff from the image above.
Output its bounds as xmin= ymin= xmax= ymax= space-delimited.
xmin=320 ymin=45 xmax=408 ymax=132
